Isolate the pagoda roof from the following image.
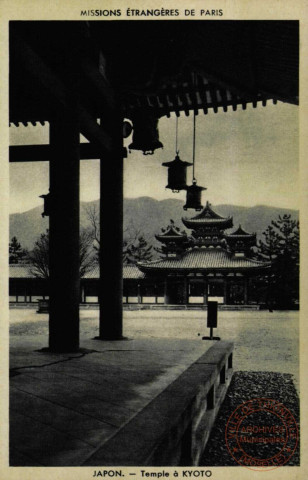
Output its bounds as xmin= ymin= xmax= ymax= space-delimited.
xmin=182 ymin=202 xmax=233 ymax=229
xmin=138 ymin=248 xmax=270 ymax=273
xmin=225 ymin=225 xmax=256 ymax=238
xmin=155 ymin=222 xmax=187 ymax=243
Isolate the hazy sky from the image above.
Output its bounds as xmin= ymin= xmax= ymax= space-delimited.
xmin=9 ymin=101 xmax=298 ymax=213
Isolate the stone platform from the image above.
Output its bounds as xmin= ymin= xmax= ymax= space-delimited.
xmin=10 ymin=336 xmax=233 ymax=466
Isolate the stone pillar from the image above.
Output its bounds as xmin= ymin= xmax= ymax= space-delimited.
xmin=98 ymin=111 xmax=124 ymax=340
xmin=49 ymin=111 xmax=80 ymax=352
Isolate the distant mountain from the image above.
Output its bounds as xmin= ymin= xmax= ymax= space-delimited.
xmin=10 ymin=197 xmax=299 ymax=251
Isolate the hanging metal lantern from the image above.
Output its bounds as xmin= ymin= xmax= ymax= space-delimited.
xmin=183 ymin=180 xmax=207 ymax=211
xmin=128 ymin=111 xmax=163 ymax=155
xmin=39 ymin=192 xmax=51 ymax=217
xmin=162 ymin=154 xmax=192 ymax=192
xmin=123 ymin=119 xmax=133 ymax=138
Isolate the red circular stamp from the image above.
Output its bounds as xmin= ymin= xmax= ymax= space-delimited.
xmin=225 ymin=398 xmax=299 ymax=470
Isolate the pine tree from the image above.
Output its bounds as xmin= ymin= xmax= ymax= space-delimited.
xmin=9 ymin=236 xmax=27 ymax=264
xmin=125 ymin=235 xmax=153 ymax=264
xmin=256 ymin=214 xmax=299 ymax=309
xmin=258 ymin=225 xmax=281 ymax=261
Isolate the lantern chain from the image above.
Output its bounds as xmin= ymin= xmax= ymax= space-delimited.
xmin=192 ymin=71 xmax=197 ymax=182
xmin=175 ymin=116 xmax=179 ymax=155
xmin=192 ymin=109 xmax=196 ymax=181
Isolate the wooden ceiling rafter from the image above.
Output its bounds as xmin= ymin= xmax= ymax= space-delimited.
xmin=9 ymin=21 xmax=299 ymax=133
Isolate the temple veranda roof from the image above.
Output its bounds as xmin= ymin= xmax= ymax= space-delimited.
xmin=9 ymin=264 xmax=146 ymax=280
xmin=10 ymin=21 xmax=298 ymax=128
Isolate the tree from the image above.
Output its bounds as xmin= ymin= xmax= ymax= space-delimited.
xmin=85 ymin=205 xmax=154 ymax=264
xmin=27 ymin=229 xmax=97 ymax=279
xmin=124 ymin=235 xmax=153 ymax=264
xmin=79 ymin=228 xmax=98 ymax=277
xmin=256 ymin=214 xmax=299 ymax=309
xmin=9 ymin=236 xmax=28 ymax=264
xmin=123 ymin=221 xmax=143 ymax=263
xmin=258 ymin=225 xmax=281 ymax=261
xmin=27 ymin=230 xmax=50 ymax=278
xmin=85 ymin=205 xmax=100 ymax=261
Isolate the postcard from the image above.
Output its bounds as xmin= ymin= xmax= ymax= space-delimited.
xmin=0 ymin=1 xmax=307 ymax=479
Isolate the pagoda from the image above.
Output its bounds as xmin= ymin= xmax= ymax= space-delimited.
xmin=137 ymin=201 xmax=270 ymax=306
xmin=155 ymin=220 xmax=189 ymax=257
xmin=182 ymin=201 xmax=233 ymax=247
xmin=225 ymin=225 xmax=257 ymax=257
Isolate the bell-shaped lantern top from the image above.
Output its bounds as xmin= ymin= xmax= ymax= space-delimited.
xmin=183 ymin=180 xmax=207 ymax=211
xmin=162 ymin=154 xmax=193 ymax=192
xmin=128 ymin=111 xmax=163 ymax=155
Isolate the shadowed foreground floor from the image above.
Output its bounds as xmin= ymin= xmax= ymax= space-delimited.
xmin=10 ymin=336 xmax=214 ymax=466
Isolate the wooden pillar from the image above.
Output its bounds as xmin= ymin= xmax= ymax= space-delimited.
xmin=244 ymin=276 xmax=248 ymax=305
xmin=164 ymin=277 xmax=168 ymax=305
xmin=184 ymin=276 xmax=188 ymax=305
xmin=137 ymin=284 xmax=142 ymax=304
xmin=203 ymin=277 xmax=207 ymax=305
xmin=223 ymin=277 xmax=227 ymax=304
xmin=49 ymin=110 xmax=80 ymax=352
xmin=98 ymin=112 xmax=124 ymax=340
xmin=80 ymin=284 xmax=86 ymax=303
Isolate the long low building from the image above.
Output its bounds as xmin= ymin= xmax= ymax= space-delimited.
xmin=9 ymin=202 xmax=270 ymax=307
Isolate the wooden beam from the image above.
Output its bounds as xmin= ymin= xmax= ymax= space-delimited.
xmin=10 ymin=143 xmax=104 ymax=162
xmin=80 ymin=54 xmax=116 ymax=112
xmin=11 ymin=32 xmax=113 ymax=154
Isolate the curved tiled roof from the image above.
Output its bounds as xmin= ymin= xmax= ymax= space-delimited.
xmin=9 ymin=264 xmax=145 ymax=280
xmin=155 ymin=224 xmax=187 ymax=243
xmin=182 ymin=201 xmax=233 ymax=230
xmin=122 ymin=265 xmax=146 ymax=280
xmin=225 ymin=225 xmax=256 ymax=238
xmin=9 ymin=264 xmax=33 ymax=278
xmin=138 ymin=248 xmax=270 ymax=272
xmin=182 ymin=216 xmax=233 ymax=229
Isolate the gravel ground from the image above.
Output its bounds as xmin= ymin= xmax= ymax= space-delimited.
xmin=201 ymin=371 xmax=300 ymax=467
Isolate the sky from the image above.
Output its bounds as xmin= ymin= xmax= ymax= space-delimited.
xmin=9 ymin=101 xmax=299 ymax=214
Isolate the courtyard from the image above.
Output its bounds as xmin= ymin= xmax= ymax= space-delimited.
xmin=10 ymin=308 xmax=299 ymax=389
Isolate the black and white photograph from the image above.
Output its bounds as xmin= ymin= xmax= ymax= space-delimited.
xmin=1 ymin=2 xmax=306 ymax=478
